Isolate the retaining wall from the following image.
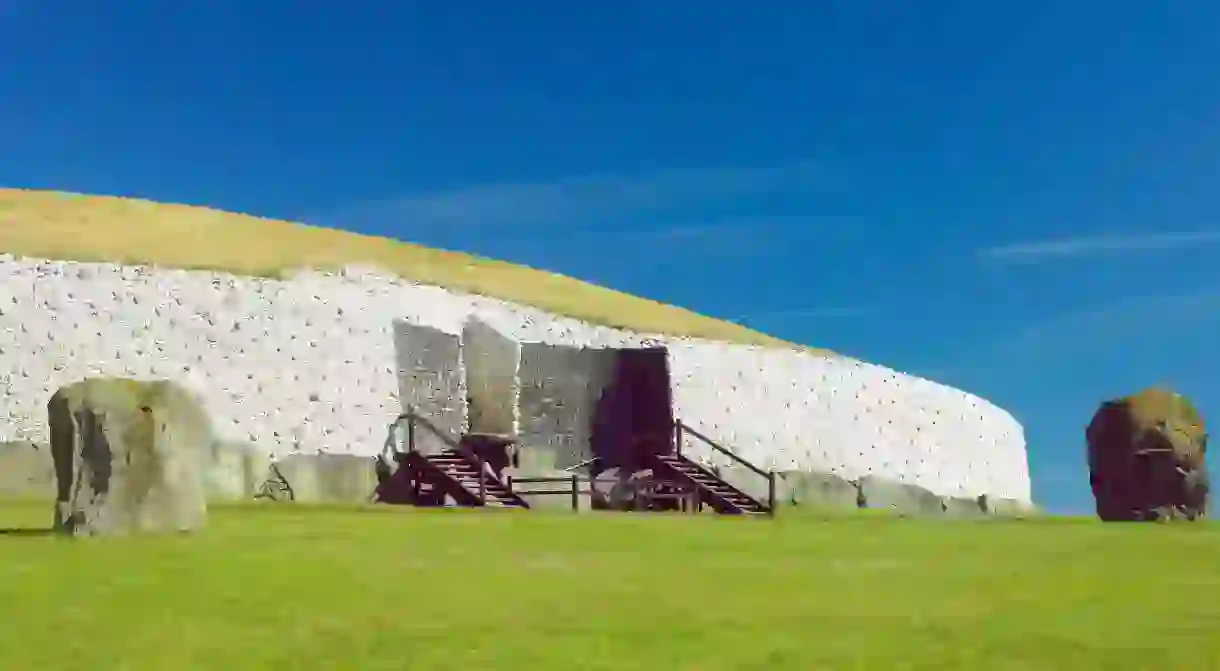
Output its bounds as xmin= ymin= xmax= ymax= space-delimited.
xmin=0 ymin=255 xmax=1032 ymax=504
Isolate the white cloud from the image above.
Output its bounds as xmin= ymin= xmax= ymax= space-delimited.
xmin=306 ymin=162 xmax=823 ymax=232
xmin=730 ymin=305 xmax=870 ymax=323
xmin=954 ymin=287 xmax=1220 ymax=368
xmin=979 ymin=230 xmax=1220 ymax=263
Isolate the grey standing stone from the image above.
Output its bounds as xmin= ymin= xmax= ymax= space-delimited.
xmin=49 ymin=378 xmax=210 ymax=537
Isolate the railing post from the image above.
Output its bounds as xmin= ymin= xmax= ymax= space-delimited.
xmin=767 ymin=471 xmax=777 ymax=516
xmin=406 ymin=409 xmax=417 ymax=454
xmin=570 ymin=474 xmax=579 ymax=512
xmin=674 ymin=420 xmax=683 ymax=456
xmin=477 ymin=453 xmax=487 ymax=505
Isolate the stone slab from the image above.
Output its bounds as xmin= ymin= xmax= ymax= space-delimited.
xmin=516 ymin=343 xmax=617 ymax=474
xmin=269 ymin=453 xmax=378 ymax=503
xmin=394 ymin=320 xmax=465 ymax=454
xmin=461 ymin=317 xmax=520 ymax=436
xmin=857 ymin=475 xmax=945 ymax=516
xmin=0 ymin=441 xmax=54 ymax=499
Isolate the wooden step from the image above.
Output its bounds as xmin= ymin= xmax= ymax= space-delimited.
xmin=646 ymin=453 xmax=771 ymax=515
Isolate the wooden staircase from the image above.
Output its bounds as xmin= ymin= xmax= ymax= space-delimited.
xmin=377 ymin=449 xmax=529 ymax=509
xmin=646 ymin=453 xmax=772 ymax=515
xmin=374 ymin=410 xmax=528 ymax=509
xmin=420 ymin=449 xmax=529 ymax=509
xmin=376 ymin=408 xmax=777 ymax=517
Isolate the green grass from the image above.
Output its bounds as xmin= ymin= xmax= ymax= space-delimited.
xmin=1 ymin=502 xmax=1217 ymax=670
xmin=0 ymin=189 xmax=819 ymax=351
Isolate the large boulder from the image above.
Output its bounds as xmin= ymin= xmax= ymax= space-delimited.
xmin=1086 ymin=387 xmax=1209 ymax=521
xmin=49 ymin=378 xmax=211 ymax=536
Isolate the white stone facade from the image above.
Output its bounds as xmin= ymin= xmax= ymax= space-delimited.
xmin=0 ymin=255 xmax=1031 ymax=503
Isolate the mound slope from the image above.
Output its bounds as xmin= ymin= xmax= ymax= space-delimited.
xmin=0 ymin=188 xmax=812 ymax=350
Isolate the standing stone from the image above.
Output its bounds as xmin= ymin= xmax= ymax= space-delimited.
xmin=49 ymin=378 xmax=212 ymax=536
xmin=1086 ymin=387 xmax=1209 ymax=522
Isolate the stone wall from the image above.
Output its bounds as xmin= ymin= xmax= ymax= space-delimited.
xmin=668 ymin=343 xmax=1029 ymax=501
xmin=0 ymin=255 xmax=1032 ymax=505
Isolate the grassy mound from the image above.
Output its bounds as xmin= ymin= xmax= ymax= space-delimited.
xmin=0 ymin=502 xmax=1215 ymax=669
xmin=0 ymin=189 xmax=816 ymax=350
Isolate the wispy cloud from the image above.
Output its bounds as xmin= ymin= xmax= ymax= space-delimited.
xmin=979 ymin=230 xmax=1220 ymax=264
xmin=305 ymin=162 xmax=824 ymax=232
xmin=952 ymin=286 xmax=1220 ymax=369
xmin=508 ymin=214 xmax=845 ymax=246
xmin=729 ymin=305 xmax=871 ymax=323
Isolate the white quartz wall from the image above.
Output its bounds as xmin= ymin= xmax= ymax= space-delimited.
xmin=668 ymin=344 xmax=1029 ymax=500
xmin=0 ymin=255 xmax=1031 ymax=503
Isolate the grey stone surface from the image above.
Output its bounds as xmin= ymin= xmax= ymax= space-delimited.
xmin=857 ymin=475 xmax=944 ymax=515
xmin=203 ymin=440 xmax=269 ymax=501
xmin=461 ymin=318 xmax=520 ymax=436
xmin=940 ymin=495 xmax=987 ymax=518
xmin=50 ymin=378 xmax=210 ymax=536
xmin=978 ymin=494 xmax=1036 ymax=517
xmin=778 ymin=470 xmax=861 ymax=510
xmin=517 ymin=343 xmax=617 ymax=474
xmin=711 ymin=463 xmax=777 ymax=506
xmin=269 ymin=453 xmax=378 ymax=503
xmin=394 ymin=320 xmax=465 ymax=453
xmin=0 ymin=441 xmax=54 ymax=499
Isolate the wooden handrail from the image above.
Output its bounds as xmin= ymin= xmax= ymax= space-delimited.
xmin=674 ymin=419 xmax=777 ymax=516
xmin=563 ymin=456 xmax=601 ymax=472
xmin=390 ymin=408 xmax=505 ymax=506
xmin=498 ymin=474 xmax=594 ymax=511
xmin=401 ymin=408 xmax=464 ymax=452
xmin=676 ymin=420 xmax=770 ymax=479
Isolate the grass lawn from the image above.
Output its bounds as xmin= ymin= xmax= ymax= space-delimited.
xmin=0 ymin=189 xmax=808 ymax=350
xmin=1 ymin=501 xmax=1217 ymax=670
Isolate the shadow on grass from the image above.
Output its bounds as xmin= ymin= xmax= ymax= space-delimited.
xmin=0 ymin=527 xmax=56 ymax=537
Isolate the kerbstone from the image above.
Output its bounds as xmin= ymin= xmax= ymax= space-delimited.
xmin=978 ymin=494 xmax=1036 ymax=518
xmin=0 ymin=441 xmax=54 ymax=499
xmin=857 ymin=475 xmax=945 ymax=516
xmin=268 ymin=453 xmax=378 ymax=503
xmin=780 ymin=471 xmax=861 ymax=510
xmin=940 ymin=495 xmax=987 ymax=519
xmin=204 ymin=440 xmax=268 ymax=501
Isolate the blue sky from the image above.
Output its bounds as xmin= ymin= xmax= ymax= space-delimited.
xmin=2 ymin=1 xmax=1219 ymax=513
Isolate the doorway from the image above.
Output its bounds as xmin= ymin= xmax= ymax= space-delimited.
xmin=591 ymin=346 xmax=674 ymax=474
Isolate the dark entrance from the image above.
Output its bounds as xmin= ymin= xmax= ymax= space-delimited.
xmin=590 ymin=346 xmax=674 ymax=475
